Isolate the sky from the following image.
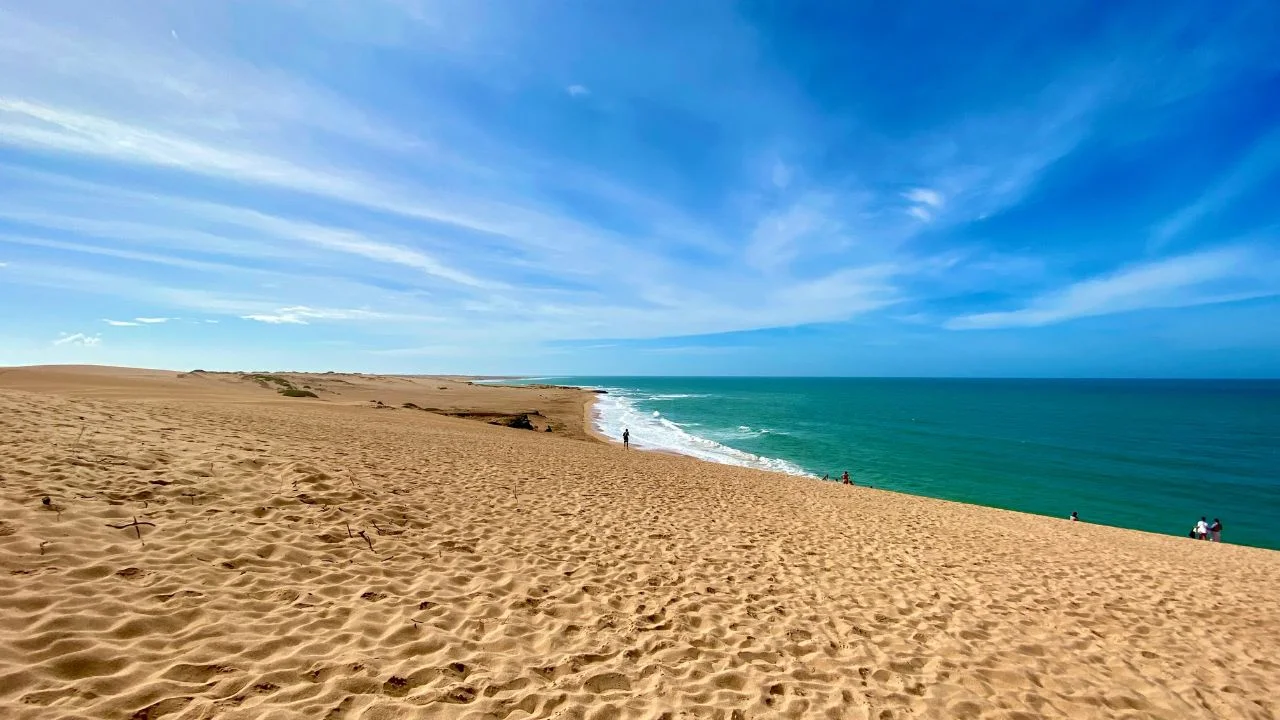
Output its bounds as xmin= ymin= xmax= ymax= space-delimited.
xmin=1 ymin=1 xmax=1278 ymax=377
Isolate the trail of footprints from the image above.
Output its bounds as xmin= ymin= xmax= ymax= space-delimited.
xmin=0 ymin=389 xmax=1277 ymax=719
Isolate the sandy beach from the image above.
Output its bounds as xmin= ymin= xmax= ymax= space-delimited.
xmin=1 ymin=365 xmax=1277 ymax=720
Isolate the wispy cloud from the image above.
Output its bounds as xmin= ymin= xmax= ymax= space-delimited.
xmin=1149 ymin=130 xmax=1280 ymax=251
xmin=242 ymin=313 xmax=307 ymax=325
xmin=947 ymin=246 xmax=1280 ymax=329
xmin=53 ymin=332 xmax=101 ymax=347
xmin=0 ymin=3 xmax=1124 ymax=350
xmin=1 ymin=2 xmax=1275 ymax=374
xmin=240 ymin=306 xmax=396 ymax=325
xmin=744 ymin=195 xmax=840 ymax=272
xmin=904 ymin=188 xmax=943 ymax=209
xmin=203 ymin=208 xmax=493 ymax=288
xmin=904 ymin=188 xmax=943 ymax=222
xmin=907 ymin=206 xmax=932 ymax=222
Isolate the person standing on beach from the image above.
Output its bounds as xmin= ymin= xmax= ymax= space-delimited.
xmin=1210 ymin=518 xmax=1222 ymax=542
xmin=841 ymin=470 xmax=851 ymax=485
xmin=1196 ymin=517 xmax=1209 ymax=540
xmin=1070 ymin=511 xmax=1079 ymax=522
xmin=622 ymin=428 xmax=630 ymax=450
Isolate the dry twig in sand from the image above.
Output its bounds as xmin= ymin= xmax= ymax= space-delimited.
xmin=106 ymin=516 xmax=156 ymax=544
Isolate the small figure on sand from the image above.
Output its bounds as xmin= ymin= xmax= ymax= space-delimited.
xmin=842 ymin=470 xmax=851 ymax=485
xmin=622 ymin=428 xmax=630 ymax=450
xmin=1210 ymin=518 xmax=1222 ymax=542
xmin=1195 ymin=517 xmax=1209 ymax=540
xmin=1070 ymin=511 xmax=1078 ymax=522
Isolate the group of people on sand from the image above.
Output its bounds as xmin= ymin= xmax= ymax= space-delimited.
xmin=1191 ymin=516 xmax=1223 ymax=542
xmin=1072 ymin=511 xmax=1225 ymax=543
xmin=821 ymin=471 xmax=855 ymax=485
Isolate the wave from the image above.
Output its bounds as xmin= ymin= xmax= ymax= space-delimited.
xmin=644 ymin=393 xmax=711 ymax=400
xmin=591 ymin=390 xmax=814 ymax=477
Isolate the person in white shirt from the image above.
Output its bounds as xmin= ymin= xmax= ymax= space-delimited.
xmin=1195 ymin=517 xmax=1209 ymax=540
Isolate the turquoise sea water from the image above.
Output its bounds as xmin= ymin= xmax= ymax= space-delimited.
xmin=510 ymin=378 xmax=1280 ymax=550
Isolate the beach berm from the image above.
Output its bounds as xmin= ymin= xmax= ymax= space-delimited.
xmin=1 ymin=365 xmax=1277 ymax=719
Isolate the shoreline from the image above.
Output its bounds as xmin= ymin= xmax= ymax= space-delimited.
xmin=581 ymin=390 xmax=612 ymax=445
xmin=2 ymin=366 xmax=1271 ymax=556
xmin=5 ymin=365 xmax=1271 ymax=551
xmin=572 ymin=376 xmax=1273 ymax=552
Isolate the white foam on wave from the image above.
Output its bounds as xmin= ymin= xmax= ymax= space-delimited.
xmin=592 ymin=390 xmax=814 ymax=477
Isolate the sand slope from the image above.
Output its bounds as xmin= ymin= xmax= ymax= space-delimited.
xmin=1 ymin=367 xmax=1277 ymax=719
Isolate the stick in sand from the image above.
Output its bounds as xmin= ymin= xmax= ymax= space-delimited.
xmin=106 ymin=516 xmax=156 ymax=545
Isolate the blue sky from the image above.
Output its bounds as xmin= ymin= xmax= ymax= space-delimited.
xmin=1 ymin=1 xmax=1278 ymax=377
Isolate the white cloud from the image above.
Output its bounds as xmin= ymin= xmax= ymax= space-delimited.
xmin=903 ymin=188 xmax=944 ymax=222
xmin=566 ymin=84 xmax=590 ymax=97
xmin=53 ymin=332 xmax=101 ymax=346
xmin=242 ymin=313 xmax=307 ymax=325
xmin=947 ymin=246 xmax=1280 ymax=329
xmin=134 ymin=317 xmax=173 ymax=323
xmin=903 ymin=188 xmax=944 ymax=208
xmin=103 ymin=319 xmax=140 ymax=326
xmin=240 ymin=305 xmax=389 ymax=325
xmin=204 ymin=319 xmax=220 ymax=324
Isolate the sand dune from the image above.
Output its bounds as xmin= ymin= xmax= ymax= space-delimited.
xmin=1 ymin=366 xmax=1277 ymax=719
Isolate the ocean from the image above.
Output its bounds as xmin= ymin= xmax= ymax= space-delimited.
xmin=505 ymin=377 xmax=1280 ymax=551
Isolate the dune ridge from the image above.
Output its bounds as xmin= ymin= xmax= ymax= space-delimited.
xmin=0 ymin=366 xmax=1277 ymax=719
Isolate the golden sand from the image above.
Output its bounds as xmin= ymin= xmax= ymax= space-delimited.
xmin=0 ymin=366 xmax=1277 ymax=719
